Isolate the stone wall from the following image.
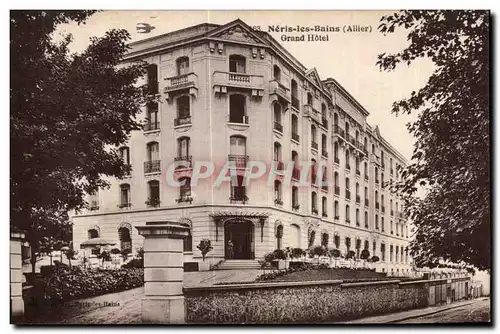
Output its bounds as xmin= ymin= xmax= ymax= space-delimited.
xmin=184 ymin=277 xmax=470 ymax=324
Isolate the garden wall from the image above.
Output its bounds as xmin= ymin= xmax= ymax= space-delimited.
xmin=184 ymin=277 xmax=470 ymax=324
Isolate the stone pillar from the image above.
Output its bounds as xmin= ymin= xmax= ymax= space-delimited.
xmin=10 ymin=231 xmax=25 ymax=322
xmin=136 ymin=222 xmax=189 ymax=324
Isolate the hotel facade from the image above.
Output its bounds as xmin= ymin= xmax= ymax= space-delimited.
xmin=72 ymin=19 xmax=413 ymax=275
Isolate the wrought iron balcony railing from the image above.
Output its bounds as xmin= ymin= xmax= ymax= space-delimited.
xmin=174 ymin=116 xmax=192 ymax=126
xmin=292 ymin=132 xmax=300 ymax=142
xmin=228 ymin=154 xmax=249 ymax=168
xmin=274 ymin=122 xmax=283 ymax=133
xmin=143 ymin=121 xmax=160 ymax=132
xmin=144 ymin=160 xmax=161 ymax=173
xmin=174 ymin=155 xmax=192 ymax=169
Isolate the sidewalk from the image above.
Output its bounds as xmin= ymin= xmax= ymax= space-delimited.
xmin=341 ymin=298 xmax=488 ymax=324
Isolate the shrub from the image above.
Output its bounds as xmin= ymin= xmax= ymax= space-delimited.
xmin=196 ymin=239 xmax=213 ymax=261
xmin=289 ymin=248 xmax=306 ymax=259
xmin=371 ymin=255 xmax=380 ymax=263
xmin=121 ymin=258 xmax=143 ymax=269
xmin=27 ymin=267 xmax=144 ymax=305
xmin=329 ymin=248 xmax=341 ymax=258
xmin=360 ymin=249 xmax=370 ymax=260
xmin=272 ymin=249 xmax=287 ymax=260
xmin=308 ymin=245 xmax=327 ymax=257
xmin=264 ymin=252 xmax=275 ymax=263
xmin=346 ymin=250 xmax=356 ymax=259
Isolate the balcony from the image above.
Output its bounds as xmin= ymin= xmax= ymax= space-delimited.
xmin=356 ymin=169 xmax=360 ymax=176
xmin=365 ymin=199 xmax=369 ymax=207
xmin=375 ymin=179 xmax=380 ymax=185
xmin=334 ymin=215 xmax=339 ymax=220
xmin=118 ymin=203 xmax=131 ymax=209
xmin=322 ymin=184 xmax=329 ymax=192
xmin=164 ymin=73 xmax=198 ymax=96
xmin=230 ymin=191 xmax=248 ymax=204
xmin=143 ymin=121 xmax=160 ymax=132
xmin=174 ymin=116 xmax=192 ymax=127
xmin=356 ymin=195 xmax=360 ymax=203
xmin=228 ymin=154 xmax=249 ymax=168
xmin=292 ymin=168 xmax=301 ymax=180
xmin=322 ymin=212 xmax=328 ymax=218
xmin=144 ymin=160 xmax=161 ymax=174
xmin=274 ymin=198 xmax=284 ymax=206
xmin=345 ymin=190 xmax=351 ymax=200
xmin=321 ymin=149 xmax=328 ymax=158
xmin=292 ymin=132 xmax=300 ymax=142
xmin=303 ymin=104 xmax=320 ymax=116
xmin=177 ymin=192 xmax=193 ymax=204
xmin=334 ymin=157 xmax=340 ymax=164
xmin=334 ymin=186 xmax=340 ymax=195
xmin=311 ymin=141 xmax=318 ymax=150
xmin=174 ymin=155 xmax=192 ymax=170
xmin=274 ymin=122 xmax=283 ymax=133
xmin=291 ymin=96 xmax=300 ymax=111
xmin=228 ymin=115 xmax=249 ymax=125
xmin=346 ymin=164 xmax=351 ymax=171
xmin=214 ymin=71 xmax=264 ymax=94
xmin=333 ymin=125 xmax=345 ymax=138
xmin=292 ymin=204 xmax=300 ymax=212
xmin=269 ymin=80 xmax=290 ymax=103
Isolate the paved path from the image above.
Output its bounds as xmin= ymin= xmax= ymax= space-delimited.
xmin=22 ymin=269 xmax=264 ymax=324
xmin=343 ymin=298 xmax=490 ymax=324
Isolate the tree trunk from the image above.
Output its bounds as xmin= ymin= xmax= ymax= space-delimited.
xmin=30 ymin=247 xmax=37 ymax=276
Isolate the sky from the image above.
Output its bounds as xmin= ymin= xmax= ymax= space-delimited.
xmin=55 ymin=10 xmax=436 ymax=161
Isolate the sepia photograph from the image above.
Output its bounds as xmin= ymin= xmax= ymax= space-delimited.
xmin=9 ymin=9 xmax=491 ymax=325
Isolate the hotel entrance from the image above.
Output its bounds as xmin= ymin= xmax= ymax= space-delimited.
xmin=224 ymin=220 xmax=254 ymax=259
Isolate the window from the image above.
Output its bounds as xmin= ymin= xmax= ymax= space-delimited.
xmin=364 ymin=240 xmax=369 ymax=250
xmin=311 ymin=191 xmax=318 ymax=214
xmin=184 ymin=229 xmax=193 ymax=252
xmin=345 ymin=177 xmax=350 ymax=199
xmin=321 ymin=134 xmax=327 ymax=155
xmin=274 ymin=180 xmax=282 ymax=203
xmin=179 ymin=177 xmax=191 ymax=200
xmin=273 ymin=103 xmax=282 ymax=131
xmin=356 ymin=209 xmax=360 ymax=226
xmin=291 ymin=79 xmax=299 ymax=110
xmin=391 ymin=220 xmax=394 ymax=234
xmin=381 ymin=217 xmax=385 ymax=232
xmin=321 ymin=233 xmax=329 ymax=247
xmin=373 ymin=241 xmax=376 ymax=256
xmin=291 ymin=114 xmax=299 ymax=140
xmin=307 ymin=92 xmax=313 ymax=105
xmin=229 ymin=55 xmax=246 ymax=73
xmin=146 ymin=64 xmax=158 ymax=94
xmin=273 ymin=142 xmax=282 ymax=163
xmin=311 ymin=159 xmax=317 ymax=184
xmin=119 ymin=147 xmax=130 ymax=165
xmin=334 ymin=200 xmax=339 ymax=218
xmin=322 ymin=196 xmax=327 ymax=217
xmin=355 ymin=156 xmax=360 ymax=174
xmin=120 ymin=184 xmax=131 ymax=207
xmin=364 ymin=211 xmax=368 ymax=228
xmin=334 ymin=142 xmax=339 ymax=162
xmin=177 ymin=95 xmax=190 ymax=122
xmin=390 ymin=245 xmax=394 ymax=262
xmin=273 ymin=65 xmax=281 ymax=82
xmin=345 ymin=149 xmax=350 ymax=169
xmin=345 ymin=121 xmax=350 ymax=137
xmin=177 ymin=137 xmax=190 ymax=158
xmin=372 ymin=144 xmax=375 ymax=154
xmin=118 ymin=224 xmax=132 ymax=252
xmin=146 ymin=102 xmax=159 ymax=130
xmin=334 ymin=172 xmax=339 ymax=195
xmin=375 ymin=214 xmax=379 ymax=229
xmin=381 ymin=244 xmax=386 ymax=261
xmin=176 ymin=57 xmax=189 ymax=76
xmin=145 ymin=142 xmax=160 ymax=173
xmin=364 ymin=137 xmax=368 ymax=151
xmin=230 ymin=175 xmax=247 ymax=202
xmin=364 ymin=161 xmax=368 ymax=179
xmin=147 ymin=180 xmax=160 ymax=207
xmin=375 ymin=167 xmax=379 ymax=183
xmin=381 ymin=194 xmax=385 ymax=212
xmin=229 ymin=94 xmax=246 ymax=124
xmin=308 ymin=227 xmax=315 ymax=248
xmin=292 ymin=186 xmax=299 ymax=208
xmin=375 ymin=190 xmax=379 ymax=208
xmin=88 ymin=228 xmax=99 ymax=239
xmin=311 ymin=124 xmax=317 ymax=147
xmin=346 ymin=205 xmax=350 ymax=223
xmin=89 ymin=192 xmax=99 ymax=210
xmin=355 ymin=130 xmax=360 ymax=145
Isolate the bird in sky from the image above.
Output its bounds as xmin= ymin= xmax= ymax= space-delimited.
xmin=136 ymin=22 xmax=156 ymax=34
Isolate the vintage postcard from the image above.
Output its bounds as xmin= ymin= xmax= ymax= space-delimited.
xmin=10 ymin=10 xmax=490 ymax=325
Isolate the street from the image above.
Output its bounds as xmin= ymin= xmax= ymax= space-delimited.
xmin=395 ymin=298 xmax=491 ymax=323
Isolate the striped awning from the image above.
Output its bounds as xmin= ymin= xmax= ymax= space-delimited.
xmin=209 ymin=211 xmax=270 ymax=219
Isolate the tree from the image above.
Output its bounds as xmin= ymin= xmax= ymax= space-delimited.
xmin=64 ymin=248 xmax=78 ymax=269
xmin=360 ymin=249 xmax=371 ymax=260
xmin=121 ymin=248 xmax=131 ymax=261
xmin=110 ymin=247 xmax=121 ymax=262
xmin=10 ymin=11 xmax=156 ymax=269
xmin=377 ymin=11 xmax=490 ymax=270
xmin=196 ymin=239 xmax=213 ymax=262
xmin=97 ymin=250 xmax=111 ymax=266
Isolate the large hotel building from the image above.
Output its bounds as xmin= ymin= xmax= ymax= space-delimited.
xmin=72 ymin=19 xmax=412 ymax=275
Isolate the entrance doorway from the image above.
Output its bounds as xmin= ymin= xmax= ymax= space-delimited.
xmin=225 ymin=220 xmax=254 ymax=259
